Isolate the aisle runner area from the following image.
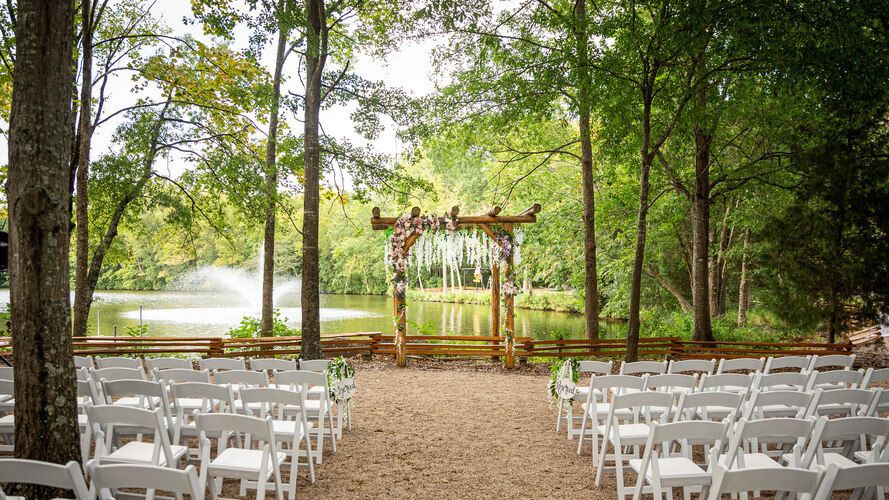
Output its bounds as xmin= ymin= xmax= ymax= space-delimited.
xmin=293 ymin=363 xmax=619 ymax=499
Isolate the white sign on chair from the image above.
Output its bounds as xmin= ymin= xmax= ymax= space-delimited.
xmin=555 ymin=362 xmax=577 ymax=399
xmin=334 ymin=378 xmax=357 ymax=401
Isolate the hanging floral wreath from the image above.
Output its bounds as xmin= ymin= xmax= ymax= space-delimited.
xmin=548 ymin=357 xmax=580 ymax=406
xmin=327 ymin=356 xmax=356 ymax=403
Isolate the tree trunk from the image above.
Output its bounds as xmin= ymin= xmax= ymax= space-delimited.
xmin=8 ymin=0 xmax=79 ymax=485
xmin=691 ymin=124 xmax=714 ymax=341
xmin=576 ymin=0 xmax=599 ymax=340
xmin=625 ymin=150 xmax=651 ymax=362
xmin=645 ymin=266 xmax=691 ymax=312
xmin=713 ymin=202 xmax=734 ymax=316
xmin=737 ymin=228 xmax=750 ymax=325
xmin=72 ymin=0 xmax=94 ymax=338
xmin=523 ymin=267 xmax=531 ymax=295
xmin=300 ymin=0 xmax=326 ymax=359
xmin=80 ymin=101 xmax=170 ymax=336
xmin=261 ymin=0 xmax=290 ymax=337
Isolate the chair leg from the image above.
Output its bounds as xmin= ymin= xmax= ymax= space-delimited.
xmin=576 ymin=407 xmax=589 ymax=454
xmin=566 ymin=404 xmax=574 ymax=439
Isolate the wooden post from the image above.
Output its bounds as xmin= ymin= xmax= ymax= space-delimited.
xmin=208 ymin=337 xmax=223 ymax=358
xmin=394 ymin=295 xmax=407 ymax=366
xmin=505 ymin=223 xmax=515 ymax=369
xmin=491 ymin=260 xmax=500 ymax=360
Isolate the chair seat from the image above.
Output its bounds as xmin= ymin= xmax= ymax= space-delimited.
xmin=272 ymin=419 xmax=313 ymax=440
xmin=176 ymin=398 xmax=205 ymax=411
xmin=581 ymin=402 xmax=633 ymax=418
xmin=854 ymin=450 xmax=882 ymax=462
xmin=781 ymin=452 xmax=857 ymax=469
xmin=104 ymin=441 xmax=187 ymax=466
xmin=209 ymin=448 xmax=287 ymax=477
xmin=813 ymin=403 xmax=856 ymax=416
xmin=719 ymin=452 xmax=781 ymax=469
xmin=695 ymin=407 xmax=734 ymax=420
xmin=111 ymin=396 xmax=150 ymax=409
xmin=758 ymin=405 xmax=802 ymax=418
xmin=629 ymin=457 xmax=711 ymax=485
xmin=598 ymin=423 xmax=651 ymax=444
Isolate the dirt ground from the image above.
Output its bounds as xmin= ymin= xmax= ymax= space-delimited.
xmin=253 ymin=358 xmax=622 ymax=499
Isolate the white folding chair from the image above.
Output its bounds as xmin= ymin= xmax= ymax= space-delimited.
xmin=88 ymin=461 xmax=203 ymax=500
xmin=705 ymin=462 xmax=822 ymax=500
xmin=696 ymin=373 xmax=754 ymax=395
xmin=100 ymin=379 xmax=170 ymax=423
xmin=763 ymin=355 xmax=811 ymax=373
xmin=0 ymin=366 xmax=12 ymax=380
xmin=807 ymin=353 xmax=855 ymax=372
xmin=576 ymin=374 xmax=647 ymax=455
xmin=594 ymin=391 xmax=675 ymax=499
xmin=74 ymin=355 xmax=95 ymax=369
xmin=85 ymin=403 xmax=186 ymax=467
xmin=241 ymin=386 xmax=317 ymax=497
xmin=720 ymin=416 xmax=817 ymax=471
xmin=76 ymin=377 xmax=101 ymax=463
xmin=715 ymin=357 xmax=764 ymax=374
xmin=251 ymin=358 xmax=298 ymax=372
xmin=866 ymin=388 xmax=889 ymax=415
xmin=170 ymin=382 xmax=237 ymax=459
xmin=620 ymin=360 xmax=668 ymax=376
xmin=754 ymin=371 xmax=811 ymax=392
xmin=90 ymin=367 xmax=146 ymax=402
xmin=0 ymin=459 xmax=90 ymax=500
xmin=251 ymin=358 xmax=298 ymax=390
xmin=795 ymin=416 xmax=889 ymax=472
xmin=862 ymin=367 xmax=889 ymax=389
xmin=813 ymin=462 xmax=889 ymax=500
xmin=673 ymin=391 xmax=743 ymax=422
xmin=668 ymin=359 xmax=715 ymax=375
xmin=96 ymin=356 xmax=144 ymax=370
xmin=645 ymin=374 xmax=699 ymax=396
xmin=559 ymin=360 xmax=612 ymax=437
xmin=742 ymin=389 xmax=820 ymax=419
xmin=196 ymin=412 xmax=285 ymax=500
xmin=810 ymin=388 xmax=875 ymax=417
xmin=275 ymin=370 xmax=338 ymax=463
xmin=806 ymin=368 xmax=864 ymax=391
xmin=299 ymin=359 xmax=331 ymax=372
xmin=153 ymin=368 xmax=212 ymax=385
xmin=0 ymin=380 xmax=13 ymax=452
xmin=213 ymin=369 xmax=269 ymax=414
xmin=146 ymin=357 xmax=193 ymax=372
xmin=630 ymin=420 xmax=730 ymax=500
xmin=198 ymin=358 xmax=245 ymax=371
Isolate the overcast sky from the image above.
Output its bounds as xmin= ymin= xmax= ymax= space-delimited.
xmin=1 ymin=0 xmax=442 ymax=181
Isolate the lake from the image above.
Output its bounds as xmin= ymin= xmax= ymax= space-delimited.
xmin=0 ymin=289 xmax=623 ymax=340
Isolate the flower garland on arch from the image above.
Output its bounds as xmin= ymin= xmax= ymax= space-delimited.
xmin=493 ymin=227 xmax=520 ymax=357
xmin=388 ymin=213 xmax=458 ymax=359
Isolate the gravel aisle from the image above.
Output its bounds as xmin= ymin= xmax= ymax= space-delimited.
xmin=293 ymin=361 xmax=616 ymax=499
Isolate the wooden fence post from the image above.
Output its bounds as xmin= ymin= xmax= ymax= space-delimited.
xmin=669 ymin=338 xmax=684 ymax=359
xmin=208 ymin=337 xmax=223 ymax=358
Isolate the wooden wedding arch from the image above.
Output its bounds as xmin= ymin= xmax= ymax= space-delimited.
xmin=371 ymin=204 xmax=541 ymax=368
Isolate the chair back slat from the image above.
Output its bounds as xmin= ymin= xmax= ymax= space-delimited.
xmin=0 ymin=459 xmax=90 ymax=499
xmin=87 ymin=461 xmax=203 ymax=500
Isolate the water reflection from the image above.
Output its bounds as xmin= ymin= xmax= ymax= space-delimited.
xmin=0 ymin=289 xmax=623 ymax=340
